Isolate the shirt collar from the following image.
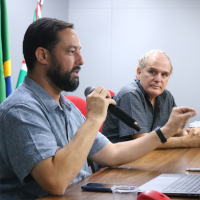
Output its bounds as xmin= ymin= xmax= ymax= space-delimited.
xmin=22 ymin=76 xmax=72 ymax=112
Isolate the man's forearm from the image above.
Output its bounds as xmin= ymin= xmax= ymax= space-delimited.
xmin=31 ymin=118 xmax=102 ymax=195
xmin=99 ymin=130 xmax=162 ymax=167
xmin=156 ymin=136 xmax=186 ymax=149
xmin=132 ymin=131 xmax=187 ymax=149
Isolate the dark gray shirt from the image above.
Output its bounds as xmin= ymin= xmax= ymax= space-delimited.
xmin=102 ymin=80 xmax=176 ymax=143
xmin=0 ymin=77 xmax=108 ymax=200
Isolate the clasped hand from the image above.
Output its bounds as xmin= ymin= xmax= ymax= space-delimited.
xmin=185 ymin=127 xmax=200 ymax=147
xmin=86 ymin=86 xmax=116 ymax=123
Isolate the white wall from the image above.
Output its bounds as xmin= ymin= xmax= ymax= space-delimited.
xmin=7 ymin=0 xmax=200 ymax=124
xmin=67 ymin=0 xmax=200 ymax=124
xmin=7 ymin=0 xmax=69 ymax=90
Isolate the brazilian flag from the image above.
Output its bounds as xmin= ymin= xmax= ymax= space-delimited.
xmin=0 ymin=0 xmax=12 ymax=104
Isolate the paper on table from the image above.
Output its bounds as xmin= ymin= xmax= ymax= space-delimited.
xmin=189 ymin=121 xmax=200 ymax=128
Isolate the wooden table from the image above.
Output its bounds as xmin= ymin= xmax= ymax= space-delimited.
xmin=38 ymin=148 xmax=200 ymax=200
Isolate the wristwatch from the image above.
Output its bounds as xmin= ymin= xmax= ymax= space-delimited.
xmin=155 ymin=127 xmax=167 ymax=143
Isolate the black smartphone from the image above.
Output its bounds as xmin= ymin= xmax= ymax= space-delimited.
xmin=81 ymin=182 xmax=120 ymax=192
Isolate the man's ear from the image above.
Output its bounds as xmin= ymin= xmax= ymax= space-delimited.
xmin=136 ymin=66 xmax=141 ymax=80
xmin=35 ymin=47 xmax=49 ymax=64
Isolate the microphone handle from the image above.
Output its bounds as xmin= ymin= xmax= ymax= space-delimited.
xmin=108 ymin=104 xmax=141 ymax=132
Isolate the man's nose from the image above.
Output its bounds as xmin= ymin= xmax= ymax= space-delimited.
xmin=75 ymin=53 xmax=84 ymax=66
xmin=154 ymin=73 xmax=162 ymax=81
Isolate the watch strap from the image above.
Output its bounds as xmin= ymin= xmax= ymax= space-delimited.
xmin=155 ymin=127 xmax=167 ymax=143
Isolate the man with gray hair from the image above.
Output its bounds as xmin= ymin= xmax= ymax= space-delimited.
xmin=102 ymin=49 xmax=200 ymax=148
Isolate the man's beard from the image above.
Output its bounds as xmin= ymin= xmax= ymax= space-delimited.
xmin=46 ymin=54 xmax=80 ymax=92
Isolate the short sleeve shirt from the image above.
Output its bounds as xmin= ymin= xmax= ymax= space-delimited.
xmin=102 ymin=80 xmax=176 ymax=143
xmin=0 ymin=77 xmax=109 ymax=200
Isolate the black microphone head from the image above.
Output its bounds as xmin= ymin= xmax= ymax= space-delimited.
xmin=84 ymin=86 xmax=95 ymax=97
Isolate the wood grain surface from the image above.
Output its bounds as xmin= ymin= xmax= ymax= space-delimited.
xmin=38 ymin=148 xmax=200 ymax=200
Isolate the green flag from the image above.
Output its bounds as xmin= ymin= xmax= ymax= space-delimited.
xmin=0 ymin=0 xmax=12 ymax=103
xmin=16 ymin=60 xmax=27 ymax=88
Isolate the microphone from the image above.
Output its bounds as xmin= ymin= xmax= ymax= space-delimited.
xmin=84 ymin=86 xmax=141 ymax=132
